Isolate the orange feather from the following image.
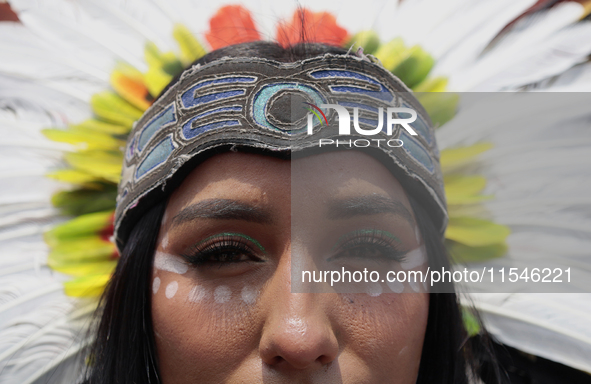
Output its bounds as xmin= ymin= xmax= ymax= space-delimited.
xmin=276 ymin=8 xmax=349 ymax=48
xmin=205 ymin=5 xmax=261 ymax=50
xmin=110 ymin=71 xmax=153 ymax=111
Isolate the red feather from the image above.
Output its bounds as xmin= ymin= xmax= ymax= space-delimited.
xmin=276 ymin=8 xmax=349 ymax=48
xmin=205 ymin=5 xmax=261 ymax=50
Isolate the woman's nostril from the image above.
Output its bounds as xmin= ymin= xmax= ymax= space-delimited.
xmin=260 ymin=316 xmax=339 ymax=371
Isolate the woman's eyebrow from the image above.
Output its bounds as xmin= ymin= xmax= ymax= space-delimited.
xmin=326 ymin=195 xmax=415 ymax=225
xmin=171 ymin=198 xmax=273 ymax=226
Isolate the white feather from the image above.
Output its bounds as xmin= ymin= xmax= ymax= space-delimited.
xmin=422 ymin=0 xmax=536 ymax=59
xmin=448 ymin=2 xmax=585 ymax=90
xmin=465 ymin=294 xmax=591 ymax=373
xmin=529 ymin=61 xmax=591 ymax=92
xmin=2 ymin=0 xmax=591 ymax=379
xmin=11 ymin=0 xmax=147 ymax=71
xmin=474 ymin=22 xmax=591 ymax=90
xmin=431 ymin=0 xmax=536 ymax=75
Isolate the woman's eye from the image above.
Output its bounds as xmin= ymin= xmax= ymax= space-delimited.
xmin=332 ymin=243 xmax=407 ymax=263
xmin=328 ymin=229 xmax=408 ymax=263
xmin=181 ymin=233 xmax=265 ymax=266
xmin=338 ymin=244 xmax=398 ymax=260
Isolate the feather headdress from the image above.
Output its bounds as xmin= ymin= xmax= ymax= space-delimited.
xmin=1 ymin=0 xmax=591 ymax=381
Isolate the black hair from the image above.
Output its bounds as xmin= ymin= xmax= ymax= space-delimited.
xmin=83 ymin=41 xmax=505 ymax=384
xmin=410 ymin=197 xmax=504 ymax=384
xmin=84 ymin=201 xmax=165 ymax=384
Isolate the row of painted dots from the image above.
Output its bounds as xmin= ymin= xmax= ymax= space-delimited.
xmin=153 ymin=277 xmax=259 ymax=304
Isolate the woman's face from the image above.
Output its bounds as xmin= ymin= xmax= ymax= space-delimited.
xmin=151 ymin=151 xmax=429 ymax=383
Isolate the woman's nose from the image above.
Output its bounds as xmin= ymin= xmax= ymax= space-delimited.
xmin=259 ymin=294 xmax=339 ymax=370
xmin=259 ymin=250 xmax=339 ymax=371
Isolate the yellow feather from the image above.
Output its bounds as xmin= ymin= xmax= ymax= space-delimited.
xmin=91 ymin=92 xmax=143 ymax=126
xmin=445 ymin=217 xmax=510 ymax=247
xmin=173 ymin=23 xmax=207 ymax=65
xmin=447 ymin=204 xmax=489 ymax=218
xmin=70 ymin=119 xmax=130 ymax=135
xmin=110 ymin=63 xmax=152 ymax=111
xmin=50 ymin=260 xmax=116 ymax=277
xmin=64 ymin=150 xmax=123 ymax=183
xmin=48 ymin=237 xmax=116 ymax=264
xmin=144 ymin=41 xmax=165 ymax=68
xmin=144 ymin=66 xmax=174 ymax=97
xmin=416 ymin=91 xmax=458 ymax=126
xmin=345 ymin=30 xmax=381 ymax=54
xmin=64 ymin=274 xmax=111 ymax=297
xmin=444 ymin=175 xmax=492 ymax=204
xmin=43 ymin=128 xmax=125 ymax=151
xmin=46 ymin=169 xmax=100 ymax=184
xmin=374 ymin=37 xmax=407 ymax=71
xmin=447 ymin=241 xmax=508 ymax=263
xmin=440 ymin=143 xmax=493 ymax=171
xmin=391 ymin=45 xmax=435 ymax=88
xmin=413 ymin=77 xmax=448 ymax=93
xmin=45 ymin=210 xmax=113 ymax=245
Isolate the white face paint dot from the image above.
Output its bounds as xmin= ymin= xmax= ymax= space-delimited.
xmin=387 ymin=279 xmax=405 ymax=293
xmin=241 ymin=285 xmax=257 ymax=305
xmin=165 ymin=281 xmax=178 ymax=299
xmin=189 ymin=285 xmax=207 ymax=303
xmin=152 ymin=277 xmax=161 ymax=294
xmin=214 ymin=285 xmax=232 ymax=303
xmin=400 ymin=247 xmax=426 ymax=270
xmin=367 ymin=282 xmax=383 ymax=297
xmin=409 ymin=279 xmax=422 ymax=293
xmin=154 ymin=251 xmax=188 ymax=274
xmin=161 ymin=233 xmax=169 ymax=250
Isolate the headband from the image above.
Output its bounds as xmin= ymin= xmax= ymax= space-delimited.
xmin=114 ymin=54 xmax=447 ymax=251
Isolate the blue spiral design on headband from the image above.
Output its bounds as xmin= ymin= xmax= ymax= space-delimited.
xmin=310 ymin=70 xmax=394 ymax=103
xmin=252 ymin=83 xmax=326 ymax=133
xmin=400 ymin=131 xmax=434 ymax=172
xmin=135 ymin=135 xmax=175 ymax=180
xmin=182 ymin=106 xmax=243 ymax=139
xmin=181 ymin=76 xmax=256 ymax=108
xmin=137 ymin=104 xmax=176 ymax=153
xmin=400 ymin=102 xmax=433 ymax=146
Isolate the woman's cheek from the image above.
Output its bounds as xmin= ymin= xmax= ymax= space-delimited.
xmin=334 ymin=293 xmax=429 ymax=383
xmin=151 ymin=267 xmax=263 ymax=383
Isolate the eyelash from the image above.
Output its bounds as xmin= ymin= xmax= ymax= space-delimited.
xmin=329 ymin=229 xmax=408 ymax=263
xmin=181 ymin=234 xmax=264 ymax=266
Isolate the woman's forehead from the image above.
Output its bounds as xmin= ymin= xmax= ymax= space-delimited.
xmin=166 ymin=151 xmax=411 ymax=212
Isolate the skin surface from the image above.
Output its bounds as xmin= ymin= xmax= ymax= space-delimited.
xmin=152 ymin=151 xmax=429 ymax=384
